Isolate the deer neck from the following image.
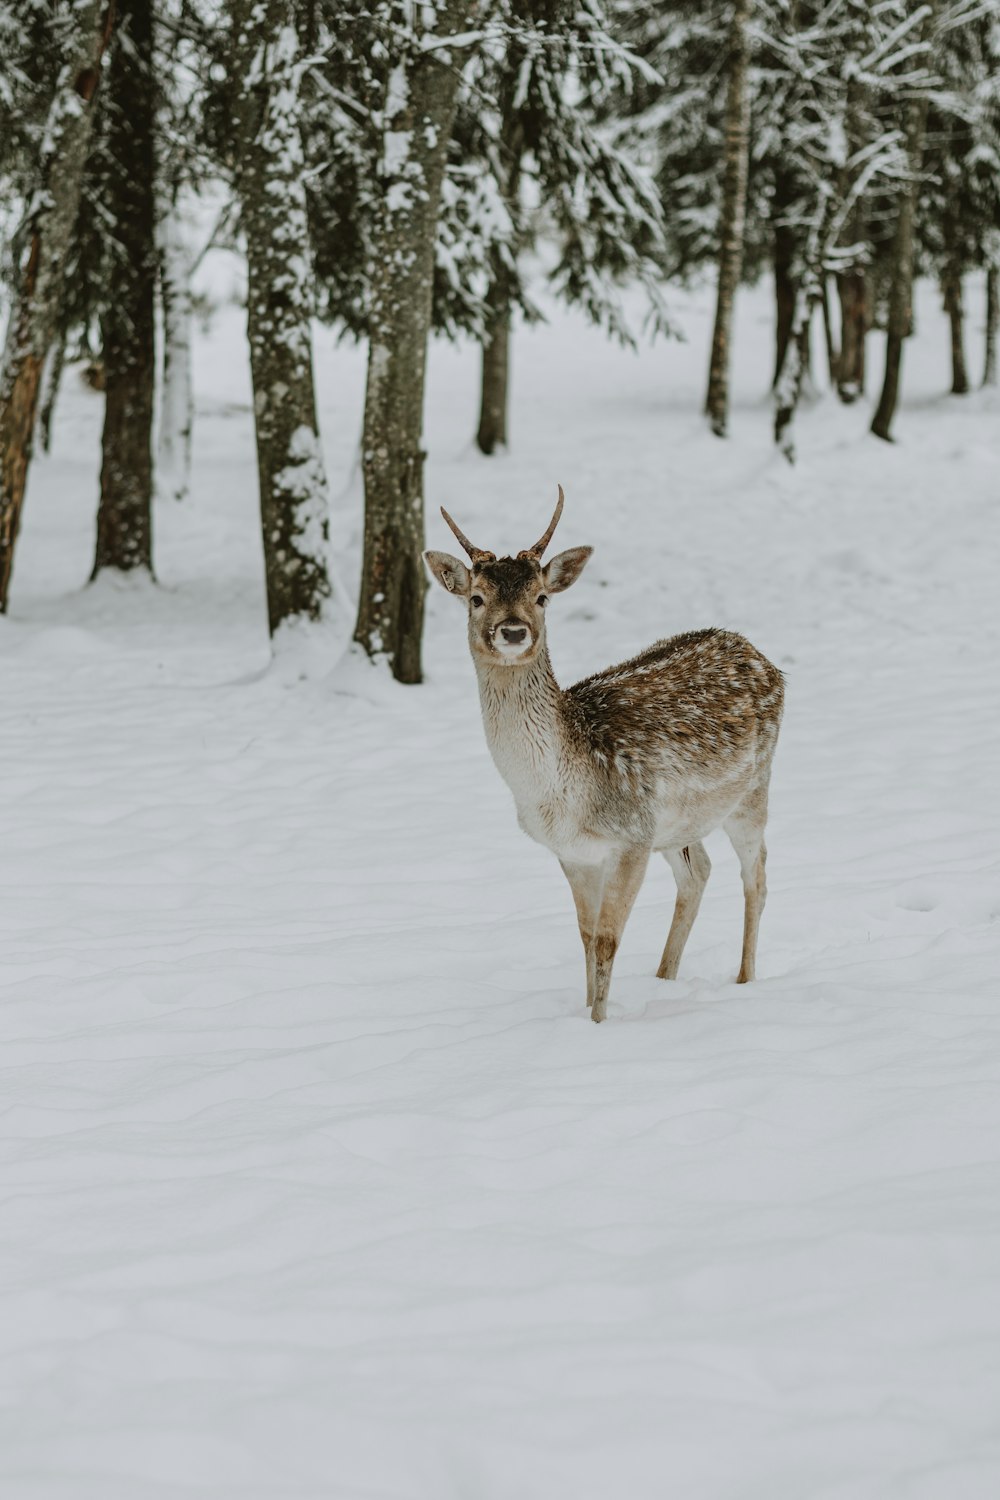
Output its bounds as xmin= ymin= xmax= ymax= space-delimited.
xmin=474 ymin=648 xmax=566 ymax=798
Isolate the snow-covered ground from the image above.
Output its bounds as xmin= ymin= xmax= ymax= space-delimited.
xmin=3 ymin=273 xmax=999 ymax=1498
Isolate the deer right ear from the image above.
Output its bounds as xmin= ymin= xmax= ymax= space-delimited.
xmin=424 ymin=550 xmax=471 ymax=597
xmin=543 ymin=546 xmax=593 ymax=594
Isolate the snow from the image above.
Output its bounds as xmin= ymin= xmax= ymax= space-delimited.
xmin=3 ymin=273 xmax=1000 ymax=1497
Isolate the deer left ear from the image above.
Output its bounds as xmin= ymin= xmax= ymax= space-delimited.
xmin=543 ymin=546 xmax=593 ymax=594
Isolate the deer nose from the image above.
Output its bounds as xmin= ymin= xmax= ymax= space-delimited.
xmin=500 ymin=625 xmax=527 ymax=644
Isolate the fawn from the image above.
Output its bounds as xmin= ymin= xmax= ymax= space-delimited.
xmin=425 ymin=490 xmax=784 ymax=1022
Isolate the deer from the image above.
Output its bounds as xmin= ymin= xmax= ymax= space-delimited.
xmin=424 ymin=489 xmax=785 ymax=1022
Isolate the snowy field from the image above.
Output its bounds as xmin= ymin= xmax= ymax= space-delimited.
xmin=3 ymin=273 xmax=1000 ymax=1498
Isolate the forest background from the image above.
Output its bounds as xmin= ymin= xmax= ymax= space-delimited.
xmin=2 ymin=0 xmax=998 ymax=679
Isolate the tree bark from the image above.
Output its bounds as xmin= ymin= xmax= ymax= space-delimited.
xmin=354 ymin=3 xmax=473 ymax=683
xmin=836 ymin=269 xmax=867 ymax=401
xmin=476 ymin=113 xmax=523 ymax=455
xmin=476 ymin=278 xmax=511 ymax=454
xmin=985 ymin=267 xmax=998 ymax=387
xmin=835 ymin=71 xmax=868 ymax=404
xmin=871 ymin=5 xmax=935 ymax=443
xmin=705 ymin=0 xmax=751 ymax=437
xmin=771 ymin=167 xmax=796 ymax=389
xmin=773 ymin=308 xmax=811 ymax=461
xmin=820 ymin=276 xmax=837 ymax=384
xmin=40 ymin=331 xmax=68 ymax=453
xmin=92 ymin=0 xmax=156 ymax=579
xmin=230 ymin=0 xmax=331 ymax=635
xmin=0 ymin=0 xmax=114 ymax=612
xmin=942 ymin=270 xmax=968 ymax=395
xmin=157 ymin=197 xmax=195 ymax=503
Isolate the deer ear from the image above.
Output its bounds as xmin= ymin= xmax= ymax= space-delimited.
xmin=543 ymin=546 xmax=592 ymax=594
xmin=424 ymin=550 xmax=471 ymax=597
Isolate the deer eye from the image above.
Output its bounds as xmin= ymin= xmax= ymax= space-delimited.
xmin=537 ymin=594 xmax=549 ymax=607
xmin=470 ymin=594 xmax=484 ymax=608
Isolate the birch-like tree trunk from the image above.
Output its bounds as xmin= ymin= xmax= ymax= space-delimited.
xmin=820 ymin=277 xmax=838 ymax=383
xmin=230 ymin=0 xmax=331 ymax=635
xmin=93 ymin=0 xmax=157 ymax=578
xmin=157 ymin=198 xmax=195 ymax=503
xmin=354 ymin=2 xmax=474 ymax=683
xmin=984 ymin=267 xmax=998 ymax=387
xmin=705 ymin=0 xmax=751 ymax=438
xmin=871 ymin=5 xmax=936 ymax=443
xmin=0 ymin=0 xmax=113 ymax=613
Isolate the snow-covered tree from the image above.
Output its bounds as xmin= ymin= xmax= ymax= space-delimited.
xmin=918 ymin=3 xmax=1000 ymax=395
xmin=456 ymin=0 xmax=672 ymax=455
xmin=155 ymin=0 xmax=218 ymax=505
xmin=704 ymin=0 xmax=751 ymax=437
xmin=348 ymin=0 xmax=478 ymax=684
xmin=870 ymin=1 xmax=940 ymax=441
xmin=225 ymin=0 xmax=332 ymax=636
xmin=92 ymin=0 xmax=157 ymax=579
xmin=0 ymin=0 xmax=114 ymax=613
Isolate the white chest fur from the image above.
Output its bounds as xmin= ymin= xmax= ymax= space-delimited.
xmin=477 ymin=658 xmax=608 ymax=865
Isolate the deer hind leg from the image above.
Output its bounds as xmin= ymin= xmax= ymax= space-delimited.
xmin=657 ymin=841 xmax=712 ymax=980
xmin=560 ymin=859 xmax=606 ymax=1009
xmin=723 ymin=802 xmax=769 ymax=984
xmin=590 ymin=846 xmax=650 ymax=1024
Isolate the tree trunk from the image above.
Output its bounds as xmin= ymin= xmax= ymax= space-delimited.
xmin=40 ymin=331 xmax=68 ymax=453
xmin=836 ymin=269 xmax=867 ymax=402
xmin=871 ymin=5 xmax=935 ymax=443
xmin=476 ymin=277 xmax=511 ymax=454
xmin=476 ymin=111 xmax=523 ymax=455
xmin=0 ymin=0 xmax=113 ymax=612
xmin=942 ymin=270 xmax=968 ymax=395
xmin=92 ymin=0 xmax=156 ymax=579
xmin=834 ymin=71 xmax=868 ymax=404
xmin=820 ymin=276 xmax=837 ymax=384
xmin=157 ymin=198 xmax=194 ymax=502
xmin=705 ymin=0 xmax=751 ymax=437
xmin=354 ymin=3 xmax=472 ymax=683
xmin=985 ymin=267 xmax=998 ymax=387
xmin=230 ymin=0 xmax=331 ymax=635
xmin=773 ymin=307 xmax=811 ymax=462
xmin=771 ymin=167 xmax=796 ymax=389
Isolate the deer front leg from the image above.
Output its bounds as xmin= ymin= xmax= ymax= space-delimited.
xmin=560 ymin=859 xmax=605 ymax=1009
xmin=590 ymin=846 xmax=651 ymax=1024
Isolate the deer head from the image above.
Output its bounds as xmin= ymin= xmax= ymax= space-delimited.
xmin=424 ymin=488 xmax=593 ymax=665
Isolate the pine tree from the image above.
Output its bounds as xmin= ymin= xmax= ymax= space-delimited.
xmin=0 ymin=0 xmax=114 ymax=612
xmin=92 ymin=0 xmax=157 ymax=579
xmin=466 ymin=0 xmax=672 ymax=455
xmin=155 ymin=0 xmax=216 ymax=505
xmin=767 ymin=1 xmax=920 ymax=455
xmin=352 ymin=0 xmax=476 ymax=684
xmin=871 ymin=2 xmax=939 ymax=442
xmin=227 ymin=0 xmax=332 ymax=636
xmin=918 ymin=3 xmax=1000 ymax=396
xmin=705 ymin=0 xmax=751 ymax=437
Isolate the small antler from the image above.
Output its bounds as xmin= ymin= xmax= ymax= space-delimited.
xmin=519 ymin=485 xmax=565 ymax=560
xmin=440 ymin=506 xmax=495 ymax=564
